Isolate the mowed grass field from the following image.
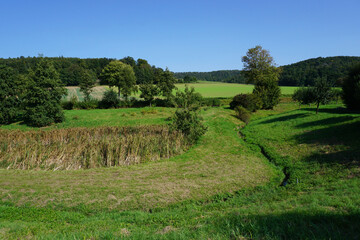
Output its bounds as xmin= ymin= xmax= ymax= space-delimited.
xmin=63 ymin=81 xmax=298 ymax=100
xmin=1 ymin=101 xmax=360 ymax=239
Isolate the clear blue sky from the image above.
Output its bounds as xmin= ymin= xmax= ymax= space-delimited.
xmin=1 ymin=0 xmax=359 ymax=72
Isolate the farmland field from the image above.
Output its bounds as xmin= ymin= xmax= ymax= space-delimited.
xmin=1 ymin=102 xmax=360 ymax=239
xmin=63 ymin=81 xmax=298 ymax=100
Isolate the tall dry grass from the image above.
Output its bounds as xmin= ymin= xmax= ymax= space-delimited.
xmin=0 ymin=126 xmax=188 ymax=170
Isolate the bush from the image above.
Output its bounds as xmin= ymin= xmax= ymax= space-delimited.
xmin=170 ymin=109 xmax=207 ymax=144
xmin=230 ymin=94 xmax=262 ymax=112
xmin=61 ymin=95 xmax=78 ymax=110
xmin=99 ymin=89 xmax=120 ymax=108
xmin=234 ymin=106 xmax=251 ymax=124
xmin=170 ymin=86 xmax=207 ymax=144
xmin=342 ymin=64 xmax=360 ymax=110
xmin=77 ymin=99 xmax=99 ymax=109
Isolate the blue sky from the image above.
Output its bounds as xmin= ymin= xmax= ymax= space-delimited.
xmin=0 ymin=0 xmax=359 ymax=72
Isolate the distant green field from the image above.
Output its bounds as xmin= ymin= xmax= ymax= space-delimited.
xmin=64 ymin=82 xmax=297 ymax=100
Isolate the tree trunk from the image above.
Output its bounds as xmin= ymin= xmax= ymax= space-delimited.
xmin=118 ymin=86 xmax=121 ymax=98
xmin=316 ymin=102 xmax=320 ymax=114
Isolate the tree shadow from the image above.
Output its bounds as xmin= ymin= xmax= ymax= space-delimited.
xmin=259 ymin=113 xmax=310 ymax=124
xmin=295 ymin=116 xmax=358 ymax=129
xmin=301 ymin=106 xmax=359 ymax=114
xmin=216 ymin=211 xmax=360 ymax=239
xmin=293 ymin=121 xmax=360 ymax=166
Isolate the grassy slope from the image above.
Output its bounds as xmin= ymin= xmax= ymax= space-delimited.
xmin=0 ymin=107 xmax=278 ymax=238
xmin=1 ymin=104 xmax=360 ymax=239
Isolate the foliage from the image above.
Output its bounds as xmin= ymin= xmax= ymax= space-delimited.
xmin=292 ymin=78 xmax=333 ymax=113
xmin=242 ymin=46 xmax=281 ymax=109
xmin=234 ymin=106 xmax=251 ymax=124
xmin=22 ymin=59 xmax=67 ymax=127
xmin=79 ymin=69 xmax=97 ymax=101
xmin=230 ymin=93 xmax=262 ymax=112
xmin=292 ymin=87 xmax=315 ymax=107
xmin=279 ymin=56 xmax=360 ymax=86
xmin=170 ymin=86 xmax=207 ymax=143
xmin=0 ymin=65 xmax=22 ymax=124
xmin=312 ymin=77 xmax=334 ymax=113
xmin=100 ymin=61 xmax=137 ymax=98
xmin=139 ymin=84 xmax=159 ymax=107
xmin=61 ymin=95 xmax=78 ymax=110
xmin=99 ymin=89 xmax=120 ymax=108
xmin=342 ymin=63 xmax=360 ymax=110
xmin=157 ymin=68 xmax=177 ymax=101
xmin=174 ymin=70 xmax=245 ymax=83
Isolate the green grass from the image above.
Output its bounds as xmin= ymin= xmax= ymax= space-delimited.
xmin=63 ymin=82 xmax=298 ymax=101
xmin=0 ymin=107 xmax=174 ymax=131
xmin=1 ymin=103 xmax=360 ymax=239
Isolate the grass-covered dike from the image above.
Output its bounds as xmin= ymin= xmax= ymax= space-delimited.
xmin=0 ymin=103 xmax=359 ymax=239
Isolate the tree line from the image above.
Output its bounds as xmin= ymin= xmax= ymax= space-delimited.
xmin=0 ymin=56 xmax=176 ymax=86
xmin=175 ymin=56 xmax=360 ymax=86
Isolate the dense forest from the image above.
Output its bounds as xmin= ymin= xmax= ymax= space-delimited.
xmin=174 ymin=70 xmax=245 ymax=83
xmin=0 ymin=56 xmax=167 ymax=86
xmin=279 ymin=56 xmax=360 ymax=86
xmin=175 ymin=56 xmax=360 ymax=86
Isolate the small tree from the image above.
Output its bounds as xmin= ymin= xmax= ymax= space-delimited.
xmin=100 ymin=61 xmax=137 ymax=99
xmin=100 ymin=89 xmax=120 ymax=109
xmin=342 ymin=64 xmax=360 ymax=110
xmin=23 ymin=59 xmax=67 ymax=127
xmin=242 ymin=45 xmax=281 ymax=109
xmin=158 ymin=68 xmax=176 ymax=102
xmin=312 ymin=77 xmax=333 ymax=114
xmin=79 ymin=69 xmax=97 ymax=102
xmin=292 ymin=87 xmax=315 ymax=108
xmin=292 ymin=77 xmax=333 ymax=114
xmin=170 ymin=86 xmax=207 ymax=144
xmin=139 ymin=84 xmax=159 ymax=107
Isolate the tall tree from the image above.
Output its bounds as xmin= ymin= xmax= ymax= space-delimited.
xmin=0 ymin=65 xmax=22 ymax=124
xmin=342 ymin=64 xmax=360 ymax=110
xmin=242 ymin=45 xmax=281 ymax=109
xmin=158 ymin=68 xmax=176 ymax=101
xmin=100 ymin=61 xmax=137 ymax=99
xmin=23 ymin=59 xmax=67 ymax=127
xmin=79 ymin=69 xmax=97 ymax=101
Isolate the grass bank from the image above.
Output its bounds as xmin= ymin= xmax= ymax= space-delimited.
xmin=1 ymin=104 xmax=359 ymax=239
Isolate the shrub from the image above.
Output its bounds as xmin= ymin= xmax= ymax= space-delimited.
xmin=61 ymin=95 xmax=78 ymax=110
xmin=234 ymin=106 xmax=251 ymax=124
xmin=170 ymin=86 xmax=207 ymax=144
xmin=99 ymin=89 xmax=120 ymax=108
xmin=230 ymin=94 xmax=262 ymax=112
xmin=342 ymin=64 xmax=360 ymax=110
xmin=77 ymin=99 xmax=99 ymax=109
xmin=170 ymin=109 xmax=207 ymax=144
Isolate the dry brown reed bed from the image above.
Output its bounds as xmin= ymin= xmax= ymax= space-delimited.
xmin=0 ymin=126 xmax=188 ymax=170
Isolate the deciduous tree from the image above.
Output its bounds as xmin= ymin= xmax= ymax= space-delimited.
xmin=242 ymin=45 xmax=281 ymax=109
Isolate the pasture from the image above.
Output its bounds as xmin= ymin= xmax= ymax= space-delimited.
xmin=63 ymin=81 xmax=298 ymax=100
xmin=1 ymin=100 xmax=360 ymax=239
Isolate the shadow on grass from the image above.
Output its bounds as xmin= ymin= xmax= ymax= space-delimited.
xmin=294 ymin=120 xmax=360 ymax=166
xmin=259 ymin=113 xmax=310 ymax=124
xmin=301 ymin=106 xmax=359 ymax=114
xmin=295 ymin=116 xmax=358 ymax=129
xmin=216 ymin=211 xmax=360 ymax=240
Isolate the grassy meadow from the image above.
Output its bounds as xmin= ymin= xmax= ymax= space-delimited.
xmin=1 ymin=93 xmax=360 ymax=238
xmin=63 ymin=81 xmax=298 ymax=101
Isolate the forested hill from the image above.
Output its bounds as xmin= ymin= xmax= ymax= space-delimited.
xmin=174 ymin=70 xmax=246 ymax=83
xmin=278 ymin=56 xmax=360 ymax=86
xmin=175 ymin=56 xmax=360 ymax=86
